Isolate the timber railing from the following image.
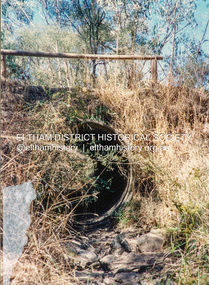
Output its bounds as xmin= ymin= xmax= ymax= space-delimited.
xmin=1 ymin=49 xmax=163 ymax=83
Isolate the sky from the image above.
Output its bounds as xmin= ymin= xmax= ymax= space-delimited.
xmin=194 ymin=0 xmax=209 ymax=44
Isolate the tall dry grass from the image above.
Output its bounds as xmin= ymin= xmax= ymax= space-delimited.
xmin=97 ymin=82 xmax=209 ymax=283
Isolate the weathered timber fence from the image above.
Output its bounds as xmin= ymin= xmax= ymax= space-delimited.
xmin=1 ymin=49 xmax=163 ymax=83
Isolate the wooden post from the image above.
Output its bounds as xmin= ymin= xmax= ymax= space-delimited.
xmin=151 ymin=58 xmax=157 ymax=83
xmin=1 ymin=55 xmax=7 ymax=82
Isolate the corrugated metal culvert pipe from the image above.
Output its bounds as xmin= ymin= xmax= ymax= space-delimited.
xmin=71 ymin=120 xmax=133 ymax=229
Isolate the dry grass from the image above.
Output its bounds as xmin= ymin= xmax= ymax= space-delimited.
xmin=97 ymin=82 xmax=209 ymax=283
xmin=1 ymin=79 xmax=209 ymax=284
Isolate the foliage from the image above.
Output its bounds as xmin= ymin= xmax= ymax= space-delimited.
xmin=116 ymin=200 xmax=141 ymax=227
xmin=7 ymin=25 xmax=83 ymax=86
xmin=2 ymin=0 xmax=34 ymax=32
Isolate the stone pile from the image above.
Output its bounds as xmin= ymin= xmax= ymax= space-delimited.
xmin=66 ymin=227 xmax=174 ymax=285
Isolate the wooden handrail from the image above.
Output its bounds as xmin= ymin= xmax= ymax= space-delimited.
xmin=1 ymin=49 xmax=163 ymax=83
xmin=1 ymin=49 xmax=163 ymax=61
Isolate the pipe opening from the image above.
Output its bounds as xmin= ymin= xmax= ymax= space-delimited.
xmin=70 ymin=121 xmax=132 ymax=227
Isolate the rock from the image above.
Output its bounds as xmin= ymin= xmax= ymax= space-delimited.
xmin=126 ymin=238 xmax=139 ymax=252
xmin=136 ymin=230 xmax=164 ymax=253
xmin=64 ymin=238 xmax=90 ymax=255
xmin=100 ymin=254 xmax=117 ymax=264
xmin=100 ymin=252 xmax=147 ymax=273
xmin=114 ymin=252 xmax=146 ymax=273
xmin=76 ymin=249 xmax=98 ymax=266
xmin=100 ymin=254 xmax=117 ymax=270
xmin=110 ymin=233 xmax=131 ymax=254
xmin=102 ymin=272 xmax=115 ymax=283
xmin=103 ymin=277 xmax=115 ymax=284
xmin=75 ymin=270 xmax=104 ymax=283
xmin=115 ymin=272 xmax=142 ymax=283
